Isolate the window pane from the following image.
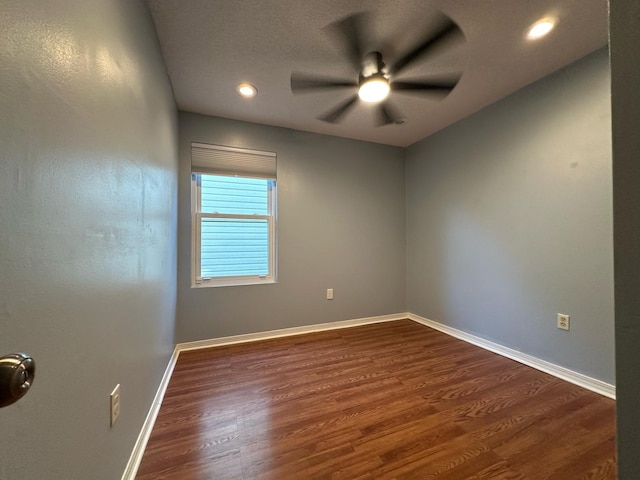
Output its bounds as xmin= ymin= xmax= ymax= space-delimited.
xmin=200 ymin=175 xmax=269 ymax=215
xmin=200 ymin=217 xmax=269 ymax=278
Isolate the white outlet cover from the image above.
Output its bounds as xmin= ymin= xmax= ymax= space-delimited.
xmin=557 ymin=313 xmax=570 ymax=331
xmin=110 ymin=384 xmax=121 ymax=427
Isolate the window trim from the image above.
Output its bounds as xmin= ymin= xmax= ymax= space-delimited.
xmin=190 ymin=169 xmax=278 ymax=289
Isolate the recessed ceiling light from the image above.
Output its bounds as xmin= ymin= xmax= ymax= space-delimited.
xmin=237 ymin=83 xmax=257 ymax=98
xmin=358 ymin=75 xmax=390 ymax=103
xmin=525 ymin=17 xmax=556 ymax=40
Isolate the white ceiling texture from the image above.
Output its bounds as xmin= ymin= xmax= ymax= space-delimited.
xmin=147 ymin=0 xmax=609 ymax=147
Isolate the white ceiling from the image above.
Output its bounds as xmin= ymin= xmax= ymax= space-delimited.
xmin=147 ymin=0 xmax=608 ymax=147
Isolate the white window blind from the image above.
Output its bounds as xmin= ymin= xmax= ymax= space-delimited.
xmin=191 ymin=142 xmax=277 ymax=179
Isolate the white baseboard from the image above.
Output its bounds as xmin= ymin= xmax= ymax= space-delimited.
xmin=121 ymin=347 xmax=180 ymax=480
xmin=176 ymin=312 xmax=409 ymax=352
xmin=407 ymin=313 xmax=616 ymax=399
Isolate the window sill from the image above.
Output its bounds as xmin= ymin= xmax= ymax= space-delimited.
xmin=191 ymin=278 xmax=277 ymax=288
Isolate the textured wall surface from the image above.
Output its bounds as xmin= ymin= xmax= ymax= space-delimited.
xmin=406 ymin=48 xmax=614 ymax=383
xmin=176 ymin=112 xmax=406 ymax=342
xmin=0 ymin=1 xmax=178 ymax=479
xmin=611 ymin=0 xmax=640 ymax=476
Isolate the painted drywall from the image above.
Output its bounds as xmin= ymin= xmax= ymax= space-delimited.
xmin=0 ymin=2 xmax=178 ymax=480
xmin=405 ymin=48 xmax=614 ymax=384
xmin=177 ymin=112 xmax=405 ymax=342
xmin=610 ymin=0 xmax=640 ymax=476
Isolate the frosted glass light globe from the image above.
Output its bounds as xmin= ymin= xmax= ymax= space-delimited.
xmin=358 ymin=77 xmax=390 ymax=103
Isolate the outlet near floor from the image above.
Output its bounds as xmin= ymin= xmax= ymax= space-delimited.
xmin=557 ymin=313 xmax=570 ymax=331
xmin=110 ymin=384 xmax=121 ymax=427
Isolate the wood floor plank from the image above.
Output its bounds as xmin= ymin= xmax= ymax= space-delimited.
xmin=135 ymin=320 xmax=616 ymax=479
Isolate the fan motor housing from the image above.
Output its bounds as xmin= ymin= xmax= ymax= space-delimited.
xmin=361 ymin=51 xmax=387 ymax=79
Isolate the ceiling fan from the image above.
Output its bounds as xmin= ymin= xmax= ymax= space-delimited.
xmin=290 ymin=11 xmax=465 ymax=126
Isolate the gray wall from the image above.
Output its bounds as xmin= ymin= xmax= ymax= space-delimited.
xmin=405 ymin=48 xmax=614 ymax=384
xmin=177 ymin=112 xmax=406 ymax=342
xmin=611 ymin=0 xmax=640 ymax=476
xmin=0 ymin=2 xmax=178 ymax=480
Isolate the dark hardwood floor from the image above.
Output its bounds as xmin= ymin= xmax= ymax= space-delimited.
xmin=135 ymin=320 xmax=616 ymax=479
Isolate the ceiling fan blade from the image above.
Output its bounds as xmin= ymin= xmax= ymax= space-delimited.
xmin=317 ymin=95 xmax=359 ymax=123
xmin=392 ymin=77 xmax=460 ymax=97
xmin=290 ymin=73 xmax=357 ymax=93
xmin=323 ymin=11 xmax=372 ymax=71
xmin=376 ymin=102 xmax=404 ymax=126
xmin=388 ymin=17 xmax=463 ymax=75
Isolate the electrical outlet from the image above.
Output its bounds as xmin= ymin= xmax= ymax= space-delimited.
xmin=110 ymin=384 xmax=121 ymax=427
xmin=557 ymin=313 xmax=570 ymax=331
xmin=326 ymin=288 xmax=334 ymax=300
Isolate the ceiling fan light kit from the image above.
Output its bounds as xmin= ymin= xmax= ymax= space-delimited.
xmin=358 ymin=75 xmax=390 ymax=103
xmin=290 ymin=11 xmax=465 ymax=126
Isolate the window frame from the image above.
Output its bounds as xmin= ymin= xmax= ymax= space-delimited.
xmin=190 ymin=147 xmax=278 ymax=288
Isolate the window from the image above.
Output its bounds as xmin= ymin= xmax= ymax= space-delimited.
xmin=191 ymin=143 xmax=277 ymax=287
